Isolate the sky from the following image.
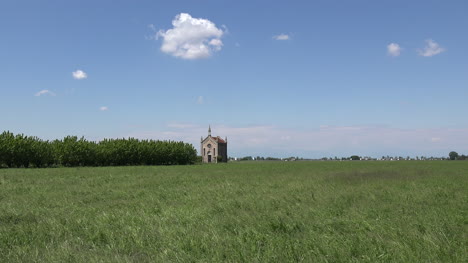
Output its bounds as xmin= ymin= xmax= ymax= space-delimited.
xmin=1 ymin=0 xmax=467 ymax=158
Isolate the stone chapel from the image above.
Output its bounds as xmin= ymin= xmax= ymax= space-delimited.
xmin=200 ymin=126 xmax=228 ymax=163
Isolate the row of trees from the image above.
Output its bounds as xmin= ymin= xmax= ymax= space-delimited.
xmin=449 ymin=151 xmax=468 ymax=160
xmin=233 ymin=156 xmax=303 ymax=161
xmin=233 ymin=154 xmax=467 ymax=162
xmin=0 ymin=131 xmax=197 ymax=168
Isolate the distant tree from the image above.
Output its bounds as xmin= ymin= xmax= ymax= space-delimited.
xmin=350 ymin=155 xmax=360 ymax=161
xmin=449 ymin=151 xmax=459 ymax=160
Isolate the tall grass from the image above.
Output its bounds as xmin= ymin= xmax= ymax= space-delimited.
xmin=0 ymin=161 xmax=467 ymax=262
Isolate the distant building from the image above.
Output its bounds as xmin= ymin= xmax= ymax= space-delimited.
xmin=200 ymin=126 xmax=228 ymax=163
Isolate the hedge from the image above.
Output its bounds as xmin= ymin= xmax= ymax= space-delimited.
xmin=0 ymin=131 xmax=197 ymax=168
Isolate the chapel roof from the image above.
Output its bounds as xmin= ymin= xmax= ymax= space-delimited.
xmin=214 ymin=136 xmax=226 ymax=143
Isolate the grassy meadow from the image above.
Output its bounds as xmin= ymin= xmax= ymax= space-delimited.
xmin=0 ymin=161 xmax=467 ymax=262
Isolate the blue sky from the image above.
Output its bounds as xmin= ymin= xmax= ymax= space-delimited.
xmin=1 ymin=0 xmax=467 ymax=158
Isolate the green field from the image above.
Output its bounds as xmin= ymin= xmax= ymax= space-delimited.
xmin=0 ymin=161 xmax=467 ymax=262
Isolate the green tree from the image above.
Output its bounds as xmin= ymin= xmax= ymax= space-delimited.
xmin=449 ymin=151 xmax=459 ymax=160
xmin=0 ymin=131 xmax=197 ymax=168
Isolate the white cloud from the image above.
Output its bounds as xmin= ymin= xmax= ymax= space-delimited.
xmin=273 ymin=34 xmax=290 ymax=40
xmin=148 ymin=24 xmax=156 ymax=31
xmin=99 ymin=106 xmax=108 ymax=111
xmin=72 ymin=70 xmax=87 ymax=80
xmin=35 ymin=90 xmax=55 ymax=96
xmin=145 ymin=24 xmax=158 ymax=40
xmin=125 ymin=124 xmax=468 ymax=158
xmin=156 ymin=13 xmax=225 ymax=60
xmin=209 ymin=39 xmax=223 ymax=51
xmin=418 ymin=39 xmax=446 ymax=57
xmin=197 ymin=96 xmax=204 ymax=104
xmin=387 ymin=43 xmax=402 ymax=56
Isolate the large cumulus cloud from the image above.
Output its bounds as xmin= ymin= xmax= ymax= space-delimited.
xmin=157 ymin=13 xmax=225 ymax=60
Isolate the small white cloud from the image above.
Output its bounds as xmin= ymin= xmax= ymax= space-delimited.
xmin=209 ymin=38 xmax=223 ymax=51
xmin=156 ymin=13 xmax=225 ymax=60
xmin=148 ymin=24 xmax=156 ymax=31
xmin=273 ymin=34 xmax=290 ymax=40
xmin=145 ymin=24 xmax=158 ymax=40
xmin=387 ymin=43 xmax=402 ymax=56
xmin=197 ymin=96 xmax=204 ymax=104
xmin=99 ymin=106 xmax=108 ymax=111
xmin=431 ymin=137 xmax=441 ymax=142
xmin=418 ymin=39 xmax=446 ymax=57
xmin=35 ymin=90 xmax=55 ymax=97
xmin=72 ymin=70 xmax=87 ymax=80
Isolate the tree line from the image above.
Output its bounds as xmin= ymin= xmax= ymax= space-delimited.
xmin=0 ymin=131 xmax=197 ymax=168
xmin=449 ymin=151 xmax=468 ymax=160
xmin=232 ymin=153 xmax=468 ymax=162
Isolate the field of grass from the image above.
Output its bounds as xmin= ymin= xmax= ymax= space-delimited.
xmin=0 ymin=161 xmax=467 ymax=262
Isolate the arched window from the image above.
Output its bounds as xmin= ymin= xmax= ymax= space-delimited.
xmin=214 ymin=148 xmax=216 ymax=156
xmin=204 ymin=148 xmax=206 ymax=156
